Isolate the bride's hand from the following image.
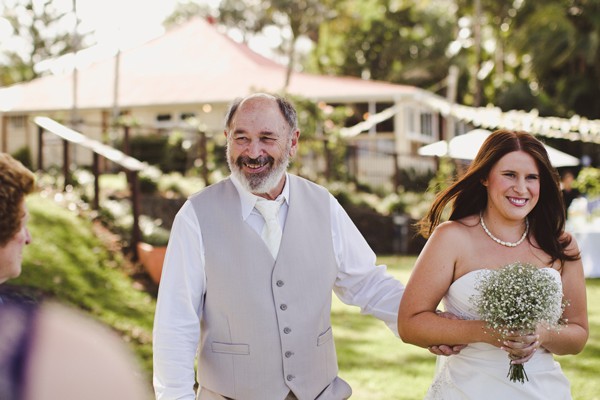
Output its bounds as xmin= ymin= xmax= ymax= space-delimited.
xmin=501 ymin=332 xmax=540 ymax=364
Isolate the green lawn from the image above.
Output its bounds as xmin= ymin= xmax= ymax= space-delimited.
xmin=11 ymin=195 xmax=600 ymax=399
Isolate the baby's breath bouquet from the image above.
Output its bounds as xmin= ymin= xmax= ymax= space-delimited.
xmin=470 ymin=262 xmax=566 ymax=383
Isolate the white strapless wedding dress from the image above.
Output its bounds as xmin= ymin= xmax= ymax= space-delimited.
xmin=425 ymin=268 xmax=572 ymax=400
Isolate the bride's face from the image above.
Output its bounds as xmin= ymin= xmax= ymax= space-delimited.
xmin=482 ymin=150 xmax=540 ymax=222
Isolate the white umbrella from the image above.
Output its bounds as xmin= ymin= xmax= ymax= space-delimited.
xmin=418 ymin=129 xmax=580 ymax=167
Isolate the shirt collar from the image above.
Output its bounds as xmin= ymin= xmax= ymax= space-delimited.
xmin=230 ymin=173 xmax=290 ymax=220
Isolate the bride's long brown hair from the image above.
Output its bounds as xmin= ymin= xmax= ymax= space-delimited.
xmin=418 ymin=129 xmax=578 ymax=266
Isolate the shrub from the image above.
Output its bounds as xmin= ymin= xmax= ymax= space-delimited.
xmin=11 ymin=146 xmax=33 ymax=169
xmin=574 ymin=167 xmax=600 ymax=198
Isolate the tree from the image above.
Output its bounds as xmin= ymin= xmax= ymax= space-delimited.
xmin=307 ymin=0 xmax=457 ymax=94
xmin=162 ymin=1 xmax=214 ymax=27
xmin=0 ymin=0 xmax=80 ymax=85
xmin=218 ymin=0 xmax=335 ymax=90
xmin=510 ymin=0 xmax=600 ymax=119
xmin=452 ymin=0 xmax=600 ymax=119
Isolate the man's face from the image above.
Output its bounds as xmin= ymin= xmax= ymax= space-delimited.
xmin=0 ymin=201 xmax=32 ymax=284
xmin=225 ymin=96 xmax=299 ymax=199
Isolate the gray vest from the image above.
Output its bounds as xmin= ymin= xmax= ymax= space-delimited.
xmin=190 ymin=175 xmax=339 ymax=400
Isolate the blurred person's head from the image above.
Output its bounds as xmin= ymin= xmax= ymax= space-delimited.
xmin=0 ymin=153 xmax=35 ymax=284
xmin=561 ymin=170 xmax=576 ymax=190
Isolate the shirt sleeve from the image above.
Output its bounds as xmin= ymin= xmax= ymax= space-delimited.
xmin=329 ymin=194 xmax=405 ymax=336
xmin=153 ymin=201 xmax=205 ymax=400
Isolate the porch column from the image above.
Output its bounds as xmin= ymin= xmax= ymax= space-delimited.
xmin=1 ymin=115 xmax=7 ymax=152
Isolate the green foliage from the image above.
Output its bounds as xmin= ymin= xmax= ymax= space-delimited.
xmin=139 ymin=216 xmax=171 ymax=247
xmin=396 ymin=167 xmax=435 ymax=192
xmin=307 ymin=0 xmax=456 ymax=90
xmin=157 ymin=172 xmax=205 ymax=198
xmin=574 ymin=167 xmax=600 ymax=197
xmin=119 ymin=132 xmax=190 ymax=175
xmin=289 ymin=95 xmax=354 ymax=181
xmin=426 ymin=156 xmax=457 ymax=195
xmin=162 ymin=130 xmax=189 ymax=173
xmin=125 ymin=135 xmax=168 ymax=167
xmin=10 ymin=146 xmax=33 ymax=170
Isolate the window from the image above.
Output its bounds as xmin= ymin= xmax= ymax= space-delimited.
xmin=9 ymin=115 xmax=27 ymax=128
xmin=180 ymin=112 xmax=196 ymax=121
xmin=420 ymin=112 xmax=433 ymax=137
xmin=156 ymin=114 xmax=172 ymax=122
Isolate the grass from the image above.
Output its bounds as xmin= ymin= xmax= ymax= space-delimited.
xmin=10 ymin=194 xmax=600 ymax=399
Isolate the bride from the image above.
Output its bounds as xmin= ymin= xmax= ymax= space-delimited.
xmin=398 ymin=130 xmax=588 ymax=399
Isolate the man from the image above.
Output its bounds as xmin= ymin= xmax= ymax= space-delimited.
xmin=153 ymin=93 xmax=455 ymax=400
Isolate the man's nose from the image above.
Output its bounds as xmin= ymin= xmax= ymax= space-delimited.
xmin=246 ymin=140 xmax=263 ymax=158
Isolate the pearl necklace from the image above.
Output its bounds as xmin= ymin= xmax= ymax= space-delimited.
xmin=479 ymin=212 xmax=529 ymax=248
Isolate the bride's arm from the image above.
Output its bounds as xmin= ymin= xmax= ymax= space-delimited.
xmin=538 ymin=236 xmax=588 ymax=355
xmin=398 ymin=222 xmax=496 ymax=347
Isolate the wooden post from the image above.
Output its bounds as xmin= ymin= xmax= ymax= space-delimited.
xmin=129 ymin=170 xmax=141 ymax=260
xmin=346 ymin=143 xmax=358 ymax=183
xmin=198 ymin=130 xmax=209 ymax=185
xmin=322 ymin=138 xmax=331 ymax=180
xmin=63 ymin=139 xmax=71 ymax=189
xmin=37 ymin=126 xmax=44 ymax=171
xmin=123 ymin=124 xmax=131 ymax=155
xmin=1 ymin=115 xmax=7 ymax=152
xmin=92 ymin=152 xmax=100 ymax=210
xmin=393 ymin=152 xmax=401 ymax=192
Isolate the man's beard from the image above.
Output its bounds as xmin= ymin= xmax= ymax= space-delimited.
xmin=227 ymin=144 xmax=291 ymax=195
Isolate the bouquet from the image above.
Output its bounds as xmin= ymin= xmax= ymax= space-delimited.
xmin=470 ymin=262 xmax=566 ymax=383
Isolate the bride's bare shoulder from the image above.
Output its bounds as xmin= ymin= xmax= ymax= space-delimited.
xmin=434 ymin=214 xmax=480 ymax=237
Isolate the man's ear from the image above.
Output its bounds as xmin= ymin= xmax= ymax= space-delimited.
xmin=289 ymin=129 xmax=300 ymax=157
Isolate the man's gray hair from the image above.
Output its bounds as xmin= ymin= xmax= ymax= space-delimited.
xmin=224 ymin=93 xmax=298 ymax=133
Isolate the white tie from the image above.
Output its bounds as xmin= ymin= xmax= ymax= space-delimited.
xmin=255 ymin=198 xmax=283 ymax=258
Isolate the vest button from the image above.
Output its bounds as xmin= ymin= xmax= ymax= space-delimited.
xmin=276 ymin=280 xmax=284 ymax=287
xmin=283 ymin=327 xmax=291 ymax=334
xmin=286 ymin=375 xmax=295 ymax=381
xmin=285 ymin=351 xmax=293 ymax=358
xmin=280 ymin=304 xmax=287 ymax=311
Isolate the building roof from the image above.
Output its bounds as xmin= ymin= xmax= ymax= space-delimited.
xmin=0 ymin=17 xmax=418 ymax=113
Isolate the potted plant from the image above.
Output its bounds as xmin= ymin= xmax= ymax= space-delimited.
xmin=137 ymin=217 xmax=171 ymax=284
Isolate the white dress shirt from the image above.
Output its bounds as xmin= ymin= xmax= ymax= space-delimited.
xmin=153 ymin=174 xmax=405 ymax=399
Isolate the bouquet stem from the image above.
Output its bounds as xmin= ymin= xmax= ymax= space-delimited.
xmin=507 ymin=362 xmax=529 ymax=384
